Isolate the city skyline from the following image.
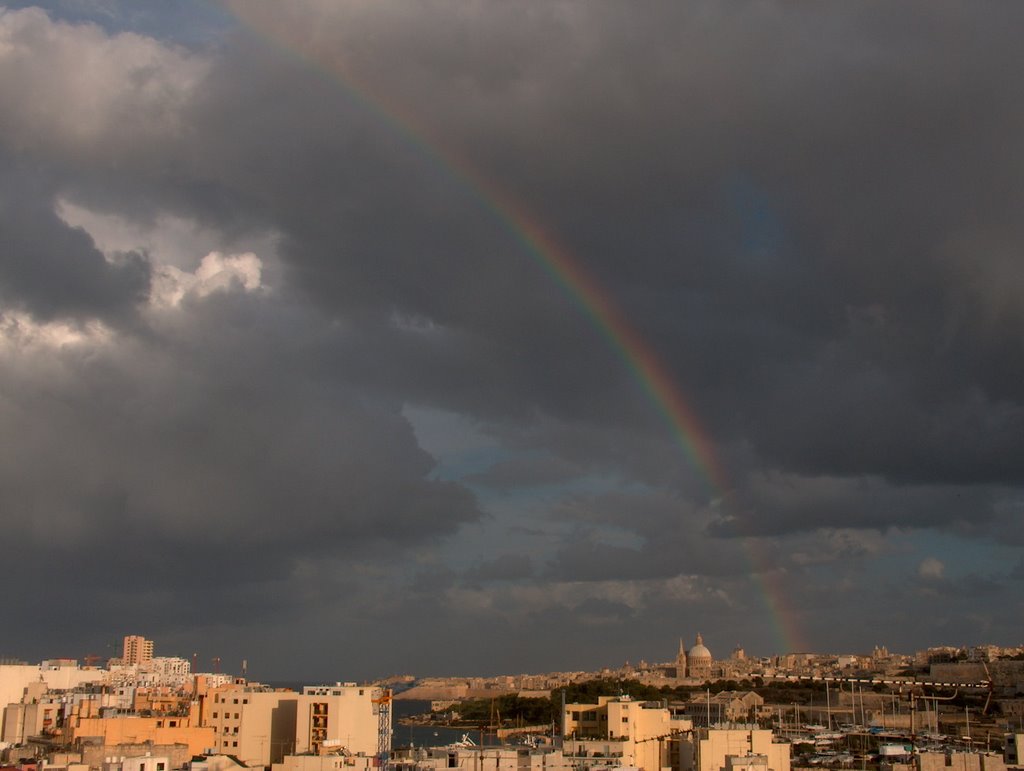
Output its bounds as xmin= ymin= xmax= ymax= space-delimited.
xmin=4 ymin=634 xmax=1019 ymax=686
xmin=1 ymin=0 xmax=1023 ymax=681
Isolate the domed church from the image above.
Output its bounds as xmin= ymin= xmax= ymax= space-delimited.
xmin=668 ymin=633 xmax=714 ymax=680
xmin=687 ymin=633 xmax=713 ymax=680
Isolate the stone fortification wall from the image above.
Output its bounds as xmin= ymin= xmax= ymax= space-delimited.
xmin=930 ymin=661 xmax=1024 ymax=689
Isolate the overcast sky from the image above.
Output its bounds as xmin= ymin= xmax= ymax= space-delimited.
xmin=2 ymin=0 xmax=1022 ymax=682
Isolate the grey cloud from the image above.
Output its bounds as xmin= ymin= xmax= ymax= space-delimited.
xmin=0 ymin=292 xmax=481 ymax=654
xmin=464 ymin=554 xmax=535 ymax=584
xmin=707 ymin=474 xmax=1005 ymax=538
xmin=217 ymin=0 xmax=1024 ymax=500
xmin=0 ymin=160 xmax=151 ymax=321
xmin=539 ymin=490 xmax=897 ymax=585
xmin=3 ymin=0 xmax=1024 ymax=673
xmin=571 ymin=598 xmax=639 ymax=627
xmin=466 ymin=455 xmax=584 ymax=491
xmin=538 ymin=489 xmax=751 ymax=582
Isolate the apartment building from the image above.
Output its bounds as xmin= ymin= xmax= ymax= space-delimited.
xmin=294 ymin=685 xmax=379 ymax=757
xmin=563 ymin=695 xmax=693 ymax=771
xmin=690 ymin=727 xmax=790 ymax=771
xmin=60 ymin=697 xmax=214 ymax=755
xmin=205 ymin=686 xmax=297 ymax=765
xmin=203 ymin=683 xmax=381 ymax=768
xmin=122 ymin=638 xmax=155 ymax=666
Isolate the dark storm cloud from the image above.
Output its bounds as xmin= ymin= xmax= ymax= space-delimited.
xmin=463 ymin=554 xmax=535 ymax=584
xmin=537 ymin=489 xmax=747 ymax=582
xmin=216 ymin=0 xmax=1024 ymax=504
xmin=3 ymin=0 xmax=1024 ymax=672
xmin=0 ymin=287 xmax=480 ymax=658
xmin=0 ymin=296 xmax=480 ymax=544
xmin=0 ymin=159 xmax=150 ymax=321
xmin=538 ymin=489 xmax=891 ymax=585
xmin=707 ymin=475 xmax=1006 ymax=537
xmin=466 ymin=455 xmax=584 ymax=491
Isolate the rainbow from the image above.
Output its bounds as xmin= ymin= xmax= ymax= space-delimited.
xmin=475 ymin=190 xmax=731 ymax=494
xmin=221 ymin=4 xmax=804 ymax=654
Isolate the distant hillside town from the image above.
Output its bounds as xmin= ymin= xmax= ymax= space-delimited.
xmin=1 ymin=635 xmax=1023 ymax=771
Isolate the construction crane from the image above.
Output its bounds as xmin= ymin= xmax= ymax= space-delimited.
xmin=372 ymin=688 xmax=393 ymax=769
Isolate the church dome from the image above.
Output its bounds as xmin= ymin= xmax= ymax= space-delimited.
xmin=689 ymin=633 xmax=712 ymax=661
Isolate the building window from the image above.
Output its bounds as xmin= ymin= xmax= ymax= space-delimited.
xmin=243 ymin=699 xmax=248 ymax=704
xmin=622 ymin=717 xmax=628 ymax=723
xmin=213 ymin=712 xmax=218 ymax=718
xmin=157 ymin=764 xmax=165 ymax=771
xmin=572 ymin=711 xmax=580 ymax=720
xmin=233 ymin=699 xmax=239 ymax=704
xmin=233 ymin=742 xmax=238 ymax=748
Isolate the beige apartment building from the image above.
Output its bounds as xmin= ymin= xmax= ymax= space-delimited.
xmin=205 ymin=686 xmax=298 ymax=764
xmin=0 ymin=662 xmax=105 ymax=710
xmin=2 ymin=697 xmax=61 ymax=743
xmin=122 ymin=637 xmax=155 ymax=666
xmin=564 ymin=695 xmax=694 ymax=771
xmin=391 ymin=746 xmax=589 ymax=771
xmin=60 ymin=696 xmax=215 ymax=755
xmin=294 ymin=685 xmax=380 ymax=756
xmin=203 ymin=683 xmax=381 ymax=768
xmin=2 ymin=678 xmax=111 ymax=744
xmin=273 ymin=754 xmax=376 ymax=771
xmin=690 ymin=728 xmax=790 ymax=771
